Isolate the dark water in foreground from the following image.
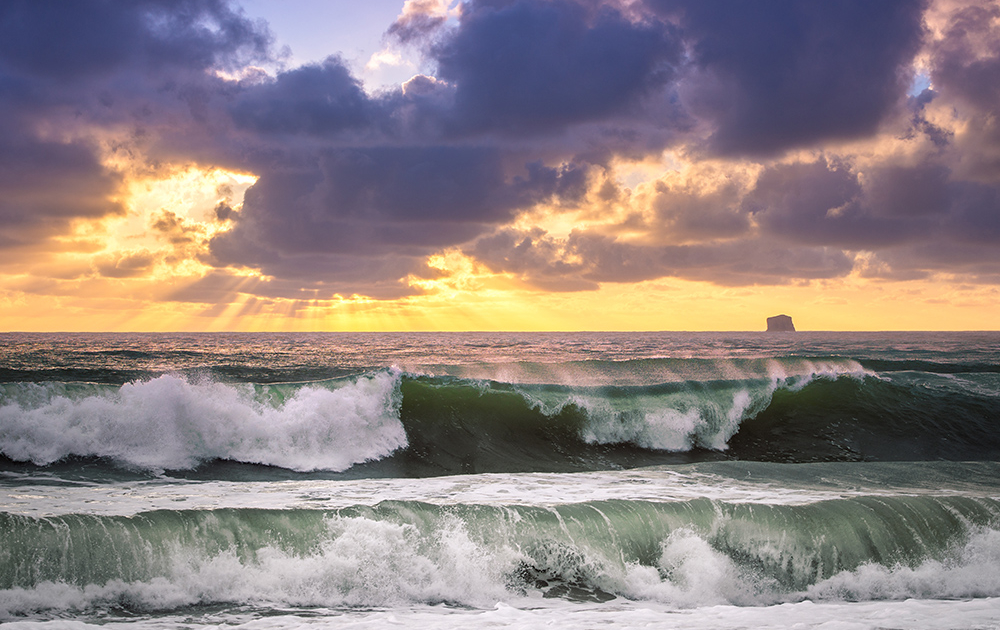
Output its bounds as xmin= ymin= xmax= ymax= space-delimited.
xmin=0 ymin=332 xmax=998 ymax=629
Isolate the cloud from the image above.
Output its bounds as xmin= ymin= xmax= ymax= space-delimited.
xmin=747 ymin=159 xmax=1000 ymax=259
xmin=0 ymin=0 xmax=270 ymax=80
xmin=745 ymin=160 xmax=907 ymax=248
xmin=431 ymin=0 xmax=684 ymax=134
xmin=467 ymin=138 xmax=1000 ymax=290
xmin=929 ymin=2 xmax=1000 ymax=115
xmin=207 ymin=146 xmax=592 ymax=296
xmin=387 ymin=0 xmax=453 ymax=44
xmin=646 ymin=170 xmax=752 ymax=242
xmin=0 ymin=0 xmax=273 ymax=260
xmin=94 ymin=250 xmax=157 ymax=278
xmin=230 ymin=58 xmax=373 ymax=136
xmin=649 ymin=0 xmax=927 ymax=156
xmin=470 ymin=228 xmax=855 ymax=288
xmin=0 ymin=135 xmax=123 ymax=251
xmin=3 ymin=0 xmax=1000 ymax=313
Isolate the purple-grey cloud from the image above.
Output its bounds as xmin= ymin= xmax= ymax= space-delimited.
xmin=2 ymin=0 xmax=1000 ymax=304
xmin=647 ymin=0 xmax=927 ymax=156
xmin=930 ymin=2 xmax=1000 ymax=116
xmin=431 ymin=0 xmax=684 ymax=135
xmin=470 ymin=228 xmax=856 ymax=288
xmin=0 ymin=0 xmax=270 ymax=80
xmin=230 ymin=59 xmax=373 ymax=136
xmin=0 ymin=0 xmax=271 ymax=260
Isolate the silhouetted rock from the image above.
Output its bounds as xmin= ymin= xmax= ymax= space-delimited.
xmin=766 ymin=314 xmax=795 ymax=332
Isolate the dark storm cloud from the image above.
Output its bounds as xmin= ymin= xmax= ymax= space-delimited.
xmin=470 ymin=150 xmax=1000 ymax=289
xmin=645 ymin=0 xmax=926 ymax=156
xmin=470 ymin=228 xmax=601 ymax=291
xmin=739 ymin=157 xmax=1000 ymax=280
xmin=0 ymin=135 xmax=123 ymax=250
xmin=929 ymin=2 xmax=1000 ymax=115
xmin=925 ymin=2 xmax=1000 ymax=181
xmin=0 ymin=0 xmax=270 ymax=79
xmin=745 ymin=161 xmax=916 ymax=249
xmin=746 ymin=160 xmax=1000 ymax=255
xmin=230 ymin=59 xmax=373 ymax=136
xmin=196 ymin=0 xmax=670 ymax=296
xmin=209 ymin=148 xmax=515 ymax=259
xmin=943 ymin=182 xmax=1000 ymax=245
xmin=431 ymin=0 xmax=684 ymax=134
xmin=863 ymin=165 xmax=952 ymax=218
xmin=648 ymin=178 xmax=750 ymax=242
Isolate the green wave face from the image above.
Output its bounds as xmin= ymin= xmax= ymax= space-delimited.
xmin=1 ymin=495 xmax=999 ymax=613
xmin=2 ymin=356 xmax=1000 ymax=477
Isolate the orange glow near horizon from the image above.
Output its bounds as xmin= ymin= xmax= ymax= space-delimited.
xmin=2 ymin=150 xmax=1000 ymax=333
xmin=3 ymin=270 xmax=1000 ymax=332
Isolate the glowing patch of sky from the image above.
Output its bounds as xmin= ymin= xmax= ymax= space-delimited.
xmin=238 ymin=0 xmax=422 ymax=88
xmin=908 ymin=71 xmax=932 ymax=97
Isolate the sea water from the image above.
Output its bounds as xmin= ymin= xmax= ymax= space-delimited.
xmin=0 ymin=331 xmax=998 ymax=629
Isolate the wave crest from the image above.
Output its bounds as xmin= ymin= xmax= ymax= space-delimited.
xmin=0 ymin=371 xmax=406 ymax=472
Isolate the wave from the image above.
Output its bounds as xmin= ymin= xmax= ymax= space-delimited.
xmin=1 ymin=495 xmax=998 ymax=616
xmin=0 ymin=371 xmax=406 ymax=472
xmin=1 ymin=357 xmax=999 ymax=476
xmin=407 ymin=356 xmax=871 ymax=386
xmin=858 ymin=358 xmax=1000 ymax=374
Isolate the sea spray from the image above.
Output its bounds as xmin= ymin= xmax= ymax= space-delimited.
xmin=518 ymin=358 xmax=871 ymax=453
xmin=0 ymin=370 xmax=406 ymax=472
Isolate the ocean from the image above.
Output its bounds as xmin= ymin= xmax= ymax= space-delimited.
xmin=0 ymin=331 xmax=999 ymax=629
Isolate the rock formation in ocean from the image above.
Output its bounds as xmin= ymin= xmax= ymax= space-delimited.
xmin=766 ymin=314 xmax=795 ymax=332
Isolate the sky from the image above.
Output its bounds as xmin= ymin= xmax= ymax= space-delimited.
xmin=1 ymin=0 xmax=1000 ymax=331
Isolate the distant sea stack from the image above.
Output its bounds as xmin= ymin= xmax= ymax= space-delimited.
xmin=766 ymin=314 xmax=795 ymax=332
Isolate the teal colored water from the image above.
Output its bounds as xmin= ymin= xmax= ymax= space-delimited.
xmin=0 ymin=332 xmax=998 ymax=628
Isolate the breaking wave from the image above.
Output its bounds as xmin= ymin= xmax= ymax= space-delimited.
xmin=1 ymin=496 xmax=998 ymax=616
xmin=0 ymin=370 xmax=406 ymax=472
xmin=1 ymin=356 xmax=999 ymax=476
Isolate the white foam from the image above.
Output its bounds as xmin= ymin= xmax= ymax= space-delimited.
xmin=0 ymin=371 xmax=406 ymax=472
xmin=61 ymin=598 xmax=998 ymax=630
xmin=574 ymin=395 xmax=703 ymax=451
xmin=1 ymin=514 xmax=998 ymax=624
xmin=564 ymin=359 xmax=870 ymax=452
xmin=564 ymin=386 xmax=764 ymax=452
xmin=3 ymin=594 xmax=1000 ymax=630
xmin=621 ymin=528 xmax=762 ymax=607
xmin=0 ymin=468 xmax=886 ymax=518
xmin=0 ymin=515 xmax=509 ymax=617
xmin=807 ymin=528 xmax=1000 ymax=601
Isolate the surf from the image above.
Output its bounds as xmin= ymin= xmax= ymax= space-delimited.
xmin=1 ymin=356 xmax=999 ymax=477
xmin=1 ymin=494 xmax=999 ymax=617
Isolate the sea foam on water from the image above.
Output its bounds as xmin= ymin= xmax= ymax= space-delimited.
xmin=0 ymin=370 xmax=407 ymax=472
